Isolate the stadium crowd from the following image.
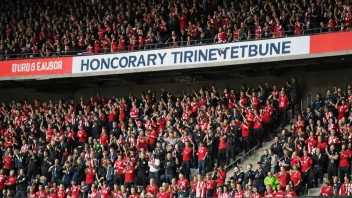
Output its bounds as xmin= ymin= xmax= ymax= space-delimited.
xmin=0 ymin=0 xmax=351 ymax=59
xmin=0 ymin=77 xmax=351 ymax=198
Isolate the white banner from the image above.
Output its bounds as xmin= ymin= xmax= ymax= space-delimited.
xmin=72 ymin=36 xmax=310 ymax=74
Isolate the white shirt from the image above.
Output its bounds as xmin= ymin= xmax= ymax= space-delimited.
xmin=149 ymin=158 xmax=160 ymax=172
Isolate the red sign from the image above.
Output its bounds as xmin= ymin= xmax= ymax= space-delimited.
xmin=0 ymin=57 xmax=72 ymax=77
xmin=310 ymin=31 xmax=352 ymax=54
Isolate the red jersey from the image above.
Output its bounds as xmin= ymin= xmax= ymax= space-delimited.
xmin=218 ymin=137 xmax=227 ymax=149
xmin=100 ymin=187 xmax=111 ymax=198
xmin=197 ymin=146 xmax=208 ymax=160
xmin=177 ymin=178 xmax=190 ymax=193
xmin=3 ymin=156 xmax=12 ymax=169
xmin=85 ymin=167 xmax=95 ymax=184
xmin=0 ymin=175 xmax=6 ymax=190
xmin=340 ymin=150 xmax=351 ymax=167
xmin=157 ymin=192 xmax=171 ymax=198
xmin=338 ymin=105 xmax=349 ymax=120
xmin=275 ymin=171 xmax=288 ymax=187
xmin=71 ymin=185 xmax=80 ymax=198
xmin=182 ymin=147 xmax=193 ymax=161
xmin=300 ymin=156 xmax=312 ymax=172
xmin=286 ymin=190 xmax=297 ymax=197
xmin=320 ymin=185 xmax=333 ymax=196
xmin=278 ymin=95 xmax=289 ymax=108
xmin=241 ymin=122 xmax=250 ymax=137
xmin=290 ymin=171 xmax=301 ymax=186
xmin=264 ymin=191 xmax=276 ymax=198
xmin=77 ymin=130 xmax=87 ymax=143
xmin=124 ymin=166 xmax=135 ymax=183
xmin=276 ymin=190 xmax=286 ymax=197
xmin=130 ymin=108 xmax=139 ymax=118
xmin=147 ymin=130 xmax=157 ymax=145
xmin=146 ymin=184 xmax=158 ymax=195
xmin=36 ymin=190 xmax=47 ymax=197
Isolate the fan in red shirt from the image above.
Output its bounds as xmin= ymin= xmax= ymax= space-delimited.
xmin=339 ymin=144 xmax=351 ymax=182
xmin=99 ymin=128 xmax=109 ymax=148
xmin=123 ymin=161 xmax=135 ymax=187
xmin=336 ymin=99 xmax=349 ymax=120
xmin=215 ymin=27 xmax=227 ymax=43
xmin=100 ymin=181 xmax=111 ymax=198
xmin=275 ymin=167 xmax=289 ymax=187
xmin=3 ymin=152 xmax=13 ymax=173
xmin=290 ymin=165 xmax=302 ymax=195
xmin=94 ymin=40 xmax=101 ymax=54
xmin=320 ymin=179 xmax=333 ymax=196
xmin=70 ymin=180 xmax=80 ymax=198
xmin=35 ymin=185 xmax=47 ymax=197
xmin=85 ymin=163 xmax=95 ymax=186
xmin=216 ymin=166 xmax=226 ymax=187
xmin=130 ymin=103 xmax=140 ymax=119
xmin=285 ymin=185 xmax=297 ymax=197
xmin=157 ymin=185 xmax=171 ymax=198
xmin=77 ymin=126 xmax=87 ymax=146
xmin=177 ymin=173 xmax=190 ymax=196
xmin=263 ymin=184 xmax=276 ymax=197
xmin=273 ymin=20 xmax=283 ymax=38
xmin=146 ymin=178 xmax=158 ymax=196
xmin=294 ymin=114 xmax=305 ymax=133
xmin=89 ymin=185 xmax=100 ymax=198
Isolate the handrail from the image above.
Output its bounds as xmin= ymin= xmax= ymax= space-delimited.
xmin=301 ymin=94 xmax=313 ymax=111
xmin=1 ymin=27 xmax=350 ymax=61
xmin=225 ymin=144 xmax=259 ymax=172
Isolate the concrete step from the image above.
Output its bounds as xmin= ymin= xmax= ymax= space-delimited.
xmin=307 ymin=188 xmax=320 ymax=196
xmin=226 ymin=124 xmax=292 ymax=183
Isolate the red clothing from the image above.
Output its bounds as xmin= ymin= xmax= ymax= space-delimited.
xmin=100 ymin=187 xmax=111 ymax=198
xmin=146 ymin=184 xmax=158 ymax=195
xmin=85 ymin=167 xmax=95 ymax=184
xmin=264 ymin=190 xmax=276 ymax=197
xmin=290 ymin=171 xmax=302 ymax=186
xmin=71 ymin=185 xmax=80 ymax=198
xmin=278 ymin=95 xmax=289 ymax=109
xmin=275 ymin=172 xmax=288 ymax=187
xmin=340 ymin=150 xmax=351 ymax=167
xmin=0 ymin=175 xmax=6 ymax=190
xmin=3 ymin=156 xmax=12 ymax=169
xmin=157 ymin=192 xmax=171 ymax=198
xmin=177 ymin=179 xmax=190 ymax=192
xmin=275 ymin=190 xmax=286 ymax=197
xmin=218 ymin=137 xmax=227 ymax=149
xmin=241 ymin=122 xmax=250 ymax=137
xmin=77 ymin=130 xmax=87 ymax=143
xmin=100 ymin=134 xmax=108 ymax=147
xmin=124 ymin=166 xmax=135 ymax=182
xmin=340 ymin=183 xmax=352 ymax=196
xmin=320 ymin=185 xmax=333 ymax=196
xmin=300 ymin=156 xmax=312 ymax=172
xmin=182 ymin=147 xmax=193 ymax=161
xmin=130 ymin=108 xmax=139 ymax=118
xmin=216 ymin=170 xmax=226 ymax=186
xmin=197 ymin=146 xmax=208 ymax=160
xmin=286 ymin=190 xmax=297 ymax=197
xmin=36 ymin=190 xmax=47 ymax=197
xmin=338 ymin=105 xmax=348 ymax=120
xmin=147 ymin=130 xmax=157 ymax=145
xmin=114 ymin=159 xmax=125 ymax=174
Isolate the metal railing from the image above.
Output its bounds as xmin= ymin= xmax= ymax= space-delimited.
xmin=301 ymin=94 xmax=313 ymax=111
xmin=1 ymin=27 xmax=350 ymax=61
xmin=225 ymin=144 xmax=259 ymax=172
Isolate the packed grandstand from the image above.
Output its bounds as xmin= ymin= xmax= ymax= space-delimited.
xmin=0 ymin=0 xmax=351 ymax=59
xmin=0 ymin=0 xmax=352 ymax=198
